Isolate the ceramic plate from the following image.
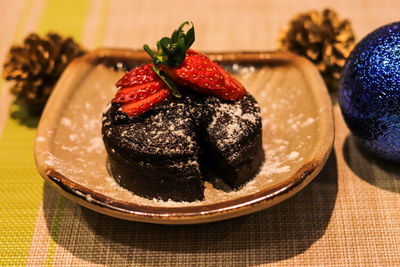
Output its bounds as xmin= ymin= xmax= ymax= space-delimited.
xmin=34 ymin=48 xmax=334 ymax=224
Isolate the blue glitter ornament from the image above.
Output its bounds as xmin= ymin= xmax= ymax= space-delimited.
xmin=339 ymin=22 xmax=400 ymax=161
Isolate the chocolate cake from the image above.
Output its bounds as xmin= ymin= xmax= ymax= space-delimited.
xmin=202 ymin=95 xmax=264 ymax=188
xmin=101 ymin=22 xmax=264 ymax=202
xmin=102 ymin=92 xmax=263 ymax=201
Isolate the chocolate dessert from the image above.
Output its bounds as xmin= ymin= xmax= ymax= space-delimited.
xmin=102 ymin=22 xmax=264 ymax=201
xmin=202 ymin=95 xmax=263 ymax=188
xmin=103 ymin=92 xmax=263 ymax=201
xmin=103 ymin=93 xmax=203 ymax=202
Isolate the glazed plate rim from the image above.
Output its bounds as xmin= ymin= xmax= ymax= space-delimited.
xmin=34 ymin=48 xmax=334 ymax=224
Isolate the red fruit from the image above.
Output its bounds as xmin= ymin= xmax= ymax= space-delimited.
xmin=113 ymin=81 xmax=165 ymax=104
xmin=113 ymin=63 xmax=171 ymax=117
xmin=116 ymin=63 xmax=158 ymax=88
xmin=214 ymin=63 xmax=247 ymax=101
xmin=120 ymin=88 xmax=171 ymax=117
xmin=160 ymin=49 xmax=246 ymax=101
xmin=160 ymin=49 xmax=225 ymax=94
xmin=143 ymin=22 xmax=246 ymax=101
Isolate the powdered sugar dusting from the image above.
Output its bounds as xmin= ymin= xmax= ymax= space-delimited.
xmin=86 ymin=137 xmax=104 ymax=153
xmin=208 ymin=102 xmax=258 ymax=148
xmin=57 ymin=112 xmax=104 ymax=155
xmin=60 ymin=118 xmax=72 ymax=127
xmin=259 ymin=140 xmax=291 ymax=177
xmin=103 ymin=100 xmax=198 ymax=156
xmin=287 ymin=151 xmax=299 ymax=160
xmin=69 ymin=134 xmax=78 ymax=142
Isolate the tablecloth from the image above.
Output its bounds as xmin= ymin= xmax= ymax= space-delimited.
xmin=0 ymin=0 xmax=400 ymax=265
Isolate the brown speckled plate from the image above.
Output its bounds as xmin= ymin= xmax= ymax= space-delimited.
xmin=34 ymin=48 xmax=334 ymax=224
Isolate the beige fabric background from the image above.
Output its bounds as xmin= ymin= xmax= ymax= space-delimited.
xmin=1 ymin=0 xmax=400 ymax=265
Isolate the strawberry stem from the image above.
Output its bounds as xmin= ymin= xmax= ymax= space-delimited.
xmin=145 ymin=21 xmax=194 ymax=67
xmin=143 ymin=44 xmax=161 ymax=65
xmin=151 ymin=65 xmax=182 ymax=98
xmin=143 ymin=21 xmax=195 ymax=98
xmin=144 ymin=44 xmax=181 ymax=98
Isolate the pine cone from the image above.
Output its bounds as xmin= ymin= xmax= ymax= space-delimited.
xmin=3 ymin=33 xmax=86 ymax=114
xmin=278 ymin=9 xmax=355 ymax=91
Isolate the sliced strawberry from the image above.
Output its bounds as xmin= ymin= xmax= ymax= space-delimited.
xmin=112 ymin=22 xmax=248 ymax=117
xmin=160 ymin=50 xmax=225 ymax=94
xmin=214 ymin=63 xmax=247 ymax=100
xmin=116 ymin=63 xmax=158 ymax=88
xmin=113 ymin=81 xmax=164 ymax=104
xmin=113 ymin=62 xmax=171 ymax=117
xmin=120 ymin=88 xmax=171 ymax=117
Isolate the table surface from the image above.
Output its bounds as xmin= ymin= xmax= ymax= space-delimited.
xmin=1 ymin=0 xmax=400 ymax=266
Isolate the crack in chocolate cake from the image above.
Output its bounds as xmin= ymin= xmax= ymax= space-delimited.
xmin=101 ymin=22 xmax=264 ymax=202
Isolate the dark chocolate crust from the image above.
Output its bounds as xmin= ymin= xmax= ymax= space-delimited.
xmin=102 ymin=92 xmax=263 ymax=201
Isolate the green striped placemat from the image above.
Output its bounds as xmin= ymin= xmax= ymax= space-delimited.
xmin=0 ymin=0 xmax=108 ymax=265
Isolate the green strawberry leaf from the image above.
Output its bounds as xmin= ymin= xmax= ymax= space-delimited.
xmin=184 ymin=26 xmax=195 ymax=50
xmin=159 ymin=37 xmax=172 ymax=56
xmin=152 ymin=65 xmax=182 ymax=98
xmin=168 ymin=37 xmax=186 ymax=66
xmin=144 ymin=21 xmax=194 ymax=66
xmin=143 ymin=44 xmax=161 ymax=65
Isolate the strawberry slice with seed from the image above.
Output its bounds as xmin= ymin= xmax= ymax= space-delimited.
xmin=113 ymin=81 xmax=164 ymax=104
xmin=120 ymin=88 xmax=171 ymax=117
xmin=214 ymin=63 xmax=246 ymax=100
xmin=160 ymin=49 xmax=225 ymax=94
xmin=116 ymin=63 xmax=158 ymax=88
xmin=113 ymin=63 xmax=171 ymax=117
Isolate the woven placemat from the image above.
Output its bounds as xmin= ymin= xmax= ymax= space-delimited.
xmin=1 ymin=0 xmax=400 ymax=265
